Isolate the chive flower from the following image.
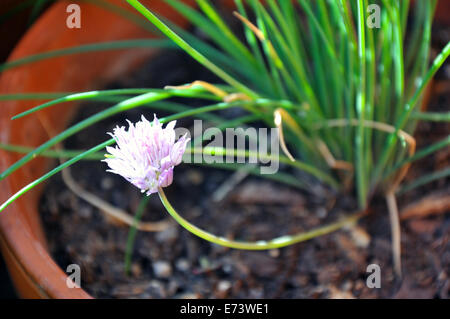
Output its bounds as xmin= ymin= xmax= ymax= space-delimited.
xmin=103 ymin=115 xmax=189 ymax=195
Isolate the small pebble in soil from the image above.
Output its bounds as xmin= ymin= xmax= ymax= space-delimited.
xmin=186 ymin=169 xmax=204 ymax=185
xmin=78 ymin=204 xmax=93 ymax=219
xmin=217 ymin=280 xmax=232 ymax=292
xmin=221 ymin=263 xmax=233 ymax=274
xmin=146 ymin=280 xmax=166 ymax=298
xmin=175 ymin=259 xmax=190 ymax=272
xmin=167 ymin=280 xmax=180 ymax=296
xmin=155 ymin=226 xmax=179 ymax=243
xmin=269 ymin=249 xmax=280 ymax=258
xmin=130 ymin=263 xmax=143 ymax=277
xmin=152 ymin=261 xmax=173 ymax=279
xmin=347 ymin=225 xmax=371 ymax=248
xmin=316 ymin=207 xmax=327 ymax=219
xmin=101 ymin=177 xmax=114 ymax=190
xmin=215 ymin=280 xmax=232 ymax=298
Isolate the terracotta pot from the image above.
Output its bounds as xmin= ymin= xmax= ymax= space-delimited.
xmin=0 ymin=0 xmax=193 ymax=299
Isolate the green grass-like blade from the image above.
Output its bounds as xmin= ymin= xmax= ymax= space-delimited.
xmin=372 ymin=42 xmax=450 ymax=186
xmin=196 ymin=0 xmax=256 ymax=66
xmin=164 ymin=0 xmax=257 ymax=71
xmin=398 ymin=168 xmax=450 ymax=195
xmin=10 ymin=88 xmax=219 ymax=120
xmin=126 ymin=0 xmax=258 ymax=99
xmin=410 ymin=111 xmax=450 ymax=122
xmin=0 ymin=92 xmax=72 ymax=101
xmin=355 ymin=0 xmax=367 ymax=208
xmin=0 ymin=143 xmax=104 ymax=160
xmin=0 ymin=39 xmax=174 ymax=72
xmin=383 ymin=135 xmax=450 ymax=180
xmin=11 ymin=89 xmax=152 ymax=119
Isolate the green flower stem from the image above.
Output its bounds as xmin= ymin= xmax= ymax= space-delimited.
xmin=158 ymin=187 xmax=363 ymax=250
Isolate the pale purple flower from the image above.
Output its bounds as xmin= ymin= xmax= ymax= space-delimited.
xmin=103 ymin=115 xmax=190 ymax=195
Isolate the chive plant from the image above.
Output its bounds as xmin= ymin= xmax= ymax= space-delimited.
xmin=0 ymin=0 xmax=449 ymax=277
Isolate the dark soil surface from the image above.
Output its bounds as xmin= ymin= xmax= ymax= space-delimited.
xmin=40 ymin=21 xmax=449 ymax=299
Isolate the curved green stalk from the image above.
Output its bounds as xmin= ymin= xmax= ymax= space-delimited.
xmin=158 ymin=187 xmax=363 ymax=250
